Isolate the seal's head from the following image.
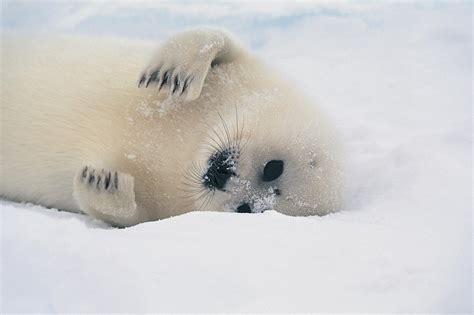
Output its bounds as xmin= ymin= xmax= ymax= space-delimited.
xmin=184 ymin=98 xmax=344 ymax=217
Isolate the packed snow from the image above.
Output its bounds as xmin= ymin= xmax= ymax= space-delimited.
xmin=1 ymin=1 xmax=472 ymax=312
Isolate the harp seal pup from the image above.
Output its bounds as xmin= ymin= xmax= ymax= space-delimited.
xmin=1 ymin=28 xmax=344 ymax=227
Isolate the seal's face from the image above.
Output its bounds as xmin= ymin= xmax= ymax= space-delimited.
xmin=183 ymin=108 xmax=343 ymax=217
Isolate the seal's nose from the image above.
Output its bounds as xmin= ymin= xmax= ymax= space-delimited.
xmin=236 ymin=203 xmax=252 ymax=213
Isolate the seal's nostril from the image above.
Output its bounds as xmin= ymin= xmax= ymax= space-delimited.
xmin=236 ymin=203 xmax=251 ymax=213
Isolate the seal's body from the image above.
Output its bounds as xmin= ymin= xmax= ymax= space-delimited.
xmin=1 ymin=29 xmax=343 ymax=226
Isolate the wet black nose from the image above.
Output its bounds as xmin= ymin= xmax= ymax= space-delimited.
xmin=236 ymin=203 xmax=252 ymax=213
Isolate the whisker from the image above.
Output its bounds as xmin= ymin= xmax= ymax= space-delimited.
xmin=218 ymin=112 xmax=232 ymax=150
xmin=234 ymin=106 xmax=239 ymax=149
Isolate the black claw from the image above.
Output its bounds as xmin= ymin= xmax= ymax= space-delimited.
xmin=113 ymin=172 xmax=119 ymax=190
xmin=105 ymin=172 xmax=111 ymax=190
xmin=159 ymin=70 xmax=170 ymax=90
xmin=172 ymin=75 xmax=180 ymax=94
xmin=88 ymin=172 xmax=95 ymax=185
xmin=181 ymin=76 xmax=191 ymax=95
xmin=138 ymin=75 xmax=146 ymax=87
xmin=96 ymin=175 xmax=102 ymax=189
xmin=82 ymin=166 xmax=88 ymax=179
xmin=146 ymin=69 xmax=160 ymax=87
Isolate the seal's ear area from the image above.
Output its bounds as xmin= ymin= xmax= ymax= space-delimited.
xmin=138 ymin=28 xmax=244 ymax=102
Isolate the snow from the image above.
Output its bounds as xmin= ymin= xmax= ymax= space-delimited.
xmin=1 ymin=1 xmax=472 ymax=313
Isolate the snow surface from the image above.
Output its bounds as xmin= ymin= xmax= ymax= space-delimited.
xmin=1 ymin=1 xmax=472 ymax=313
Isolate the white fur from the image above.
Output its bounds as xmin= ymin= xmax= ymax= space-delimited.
xmin=1 ymin=28 xmax=344 ymax=226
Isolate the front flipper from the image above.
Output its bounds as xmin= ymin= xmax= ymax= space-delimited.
xmin=73 ymin=166 xmax=140 ymax=227
xmin=138 ymin=28 xmax=244 ymax=101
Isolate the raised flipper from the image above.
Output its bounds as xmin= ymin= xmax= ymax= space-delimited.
xmin=138 ymin=28 xmax=244 ymax=101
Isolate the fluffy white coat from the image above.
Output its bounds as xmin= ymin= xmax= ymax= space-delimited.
xmin=1 ymin=28 xmax=343 ymax=226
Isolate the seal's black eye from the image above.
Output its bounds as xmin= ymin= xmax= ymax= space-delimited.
xmin=203 ymin=150 xmax=236 ymax=191
xmin=262 ymin=160 xmax=284 ymax=182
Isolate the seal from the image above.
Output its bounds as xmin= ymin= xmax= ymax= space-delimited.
xmin=1 ymin=28 xmax=344 ymax=226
